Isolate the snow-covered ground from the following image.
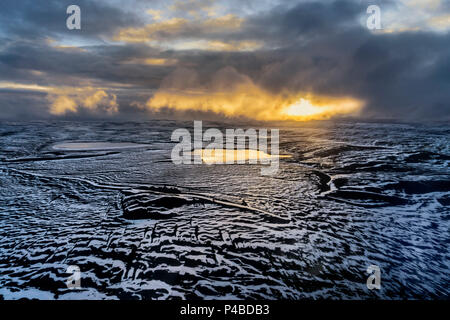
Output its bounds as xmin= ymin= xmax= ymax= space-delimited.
xmin=0 ymin=120 xmax=448 ymax=299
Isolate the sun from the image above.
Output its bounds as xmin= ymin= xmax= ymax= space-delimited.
xmin=283 ymin=98 xmax=324 ymax=117
xmin=281 ymin=96 xmax=363 ymax=120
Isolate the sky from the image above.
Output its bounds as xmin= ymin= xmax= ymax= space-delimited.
xmin=0 ymin=0 xmax=449 ymax=121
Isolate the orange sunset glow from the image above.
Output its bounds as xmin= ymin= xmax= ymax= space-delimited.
xmin=146 ymin=86 xmax=363 ymax=121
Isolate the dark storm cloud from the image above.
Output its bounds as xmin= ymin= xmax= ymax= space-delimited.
xmin=0 ymin=0 xmax=143 ymax=40
xmin=0 ymin=0 xmax=449 ymax=121
xmin=0 ymin=40 xmax=170 ymax=87
xmin=252 ymin=0 xmax=450 ymax=120
xmin=243 ymin=0 xmax=364 ymax=43
xmin=179 ymin=0 xmax=450 ymax=121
